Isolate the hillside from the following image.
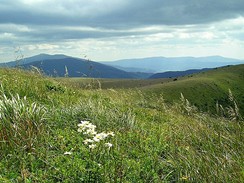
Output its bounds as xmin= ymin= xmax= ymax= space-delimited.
xmin=0 ymin=67 xmax=243 ymax=182
xmin=149 ymin=68 xmax=212 ymax=79
xmin=102 ymin=56 xmax=244 ymax=73
xmin=144 ymin=64 xmax=244 ymax=115
xmin=20 ymin=57 xmax=137 ymax=78
xmin=65 ymin=64 xmax=244 ymax=116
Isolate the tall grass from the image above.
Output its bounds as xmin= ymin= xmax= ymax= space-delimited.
xmin=0 ymin=91 xmax=46 ymax=153
xmin=164 ymin=112 xmax=243 ymax=182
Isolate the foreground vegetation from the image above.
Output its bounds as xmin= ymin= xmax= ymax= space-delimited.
xmin=0 ymin=68 xmax=243 ymax=182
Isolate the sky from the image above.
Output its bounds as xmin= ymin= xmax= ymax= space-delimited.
xmin=0 ymin=0 xmax=244 ymax=63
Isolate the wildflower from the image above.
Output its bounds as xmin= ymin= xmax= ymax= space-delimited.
xmin=78 ymin=121 xmax=91 ymax=131
xmin=80 ymin=120 xmax=90 ymax=124
xmin=78 ymin=121 xmax=97 ymax=134
xmin=78 ymin=121 xmax=91 ymax=128
xmin=77 ymin=128 xmax=83 ymax=133
xmin=78 ymin=121 xmax=115 ymax=150
xmin=88 ymin=144 xmax=96 ymax=149
xmin=86 ymin=123 xmax=96 ymax=130
xmin=104 ymin=142 xmax=113 ymax=149
xmin=83 ymin=139 xmax=94 ymax=144
xmin=93 ymin=132 xmax=108 ymax=142
xmin=93 ymin=137 xmax=100 ymax=142
xmin=64 ymin=151 xmax=72 ymax=155
xmin=83 ymin=126 xmax=97 ymax=135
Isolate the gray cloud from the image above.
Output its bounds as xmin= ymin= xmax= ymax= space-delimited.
xmin=0 ymin=0 xmax=243 ymax=42
xmin=0 ymin=0 xmax=244 ymax=28
xmin=0 ymin=24 xmax=169 ymax=46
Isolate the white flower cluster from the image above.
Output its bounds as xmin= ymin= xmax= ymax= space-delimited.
xmin=78 ymin=120 xmax=115 ymax=149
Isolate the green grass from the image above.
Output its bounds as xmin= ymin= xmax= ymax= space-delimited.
xmin=144 ymin=65 xmax=244 ymax=116
xmin=61 ymin=64 xmax=244 ymax=116
xmin=0 ymin=67 xmax=243 ymax=182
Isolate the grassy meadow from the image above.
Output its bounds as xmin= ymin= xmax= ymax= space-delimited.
xmin=61 ymin=64 xmax=244 ymax=116
xmin=0 ymin=66 xmax=243 ymax=182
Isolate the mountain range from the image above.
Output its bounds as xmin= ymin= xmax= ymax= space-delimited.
xmin=102 ymin=56 xmax=244 ymax=73
xmin=0 ymin=54 xmax=243 ymax=79
xmin=22 ymin=58 xmax=138 ymax=79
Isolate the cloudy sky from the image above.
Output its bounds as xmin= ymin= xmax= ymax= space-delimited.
xmin=1 ymin=0 xmax=244 ymax=62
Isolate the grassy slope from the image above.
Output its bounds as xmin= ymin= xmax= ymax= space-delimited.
xmin=64 ymin=64 xmax=244 ymax=115
xmin=66 ymin=65 xmax=244 ymax=115
xmin=0 ymin=68 xmax=243 ymax=182
xmin=143 ymin=64 xmax=244 ymax=115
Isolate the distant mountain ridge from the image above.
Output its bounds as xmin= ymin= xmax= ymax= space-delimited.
xmin=20 ymin=57 xmax=137 ymax=79
xmin=0 ymin=54 xmax=140 ymax=78
xmin=0 ymin=54 xmax=68 ymax=67
xmin=102 ymin=56 xmax=244 ymax=73
xmin=149 ymin=68 xmax=213 ymax=79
